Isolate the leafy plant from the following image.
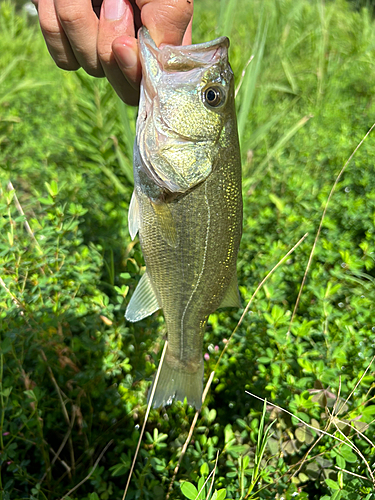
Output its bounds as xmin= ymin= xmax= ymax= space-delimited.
xmin=1 ymin=0 xmax=375 ymax=498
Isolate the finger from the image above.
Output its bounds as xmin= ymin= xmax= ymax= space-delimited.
xmin=136 ymin=0 xmax=194 ymax=47
xmin=38 ymin=0 xmax=80 ymax=70
xmin=55 ymin=0 xmax=104 ymax=77
xmin=182 ymin=16 xmax=192 ymax=45
xmin=112 ymin=36 xmax=142 ymax=93
xmin=98 ymin=0 xmax=140 ymax=106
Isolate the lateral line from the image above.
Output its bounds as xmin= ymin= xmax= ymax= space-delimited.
xmin=179 ymin=183 xmax=211 ymax=360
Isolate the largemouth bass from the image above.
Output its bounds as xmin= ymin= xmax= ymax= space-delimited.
xmin=125 ymin=28 xmax=242 ymax=409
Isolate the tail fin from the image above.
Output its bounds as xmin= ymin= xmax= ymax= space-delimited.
xmin=148 ymin=353 xmax=204 ymax=410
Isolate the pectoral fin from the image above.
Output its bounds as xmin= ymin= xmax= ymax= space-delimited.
xmin=151 ymin=201 xmax=178 ymax=248
xmin=218 ymin=273 xmax=242 ymax=309
xmin=128 ymin=190 xmax=140 ymax=240
xmin=125 ymin=271 xmax=160 ymax=322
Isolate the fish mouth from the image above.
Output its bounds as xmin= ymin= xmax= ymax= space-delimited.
xmin=138 ymin=27 xmax=229 ymax=100
xmin=138 ymin=26 xmax=229 ymax=68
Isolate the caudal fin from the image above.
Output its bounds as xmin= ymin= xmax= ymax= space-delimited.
xmin=148 ymin=355 xmax=204 ymax=410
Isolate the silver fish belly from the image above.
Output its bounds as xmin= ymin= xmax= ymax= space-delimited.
xmin=125 ymin=28 xmax=242 ymax=409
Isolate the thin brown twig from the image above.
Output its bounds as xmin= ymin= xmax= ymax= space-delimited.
xmin=43 ymin=440 xmax=72 ymax=476
xmin=61 ymin=440 xmax=113 ymax=499
xmin=166 ymin=411 xmax=200 ymax=499
xmin=166 ymin=375 xmax=217 ymax=499
xmin=122 ymin=340 xmax=168 ymax=500
xmin=288 ymin=122 xmax=375 ymax=332
xmin=40 ymin=407 xmax=76 ymax=483
xmin=41 ymin=350 xmax=76 ymax=474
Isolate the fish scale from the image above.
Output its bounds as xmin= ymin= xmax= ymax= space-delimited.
xmin=126 ymin=28 xmax=242 ymax=408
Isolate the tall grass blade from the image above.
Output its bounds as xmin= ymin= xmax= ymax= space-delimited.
xmin=217 ymin=0 xmax=238 ymax=37
xmin=117 ymin=98 xmax=136 ymax=157
xmin=241 ymin=97 xmax=300 ymax=170
xmin=0 ymin=56 xmax=25 ymax=86
xmin=96 ymin=163 xmax=128 ymax=195
xmin=237 ymin=16 xmax=268 ymax=144
xmin=111 ymin=136 xmax=134 ymax=186
xmin=243 ymin=114 xmax=312 ymax=188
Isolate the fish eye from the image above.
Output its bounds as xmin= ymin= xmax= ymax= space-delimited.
xmin=203 ymin=85 xmax=225 ymax=108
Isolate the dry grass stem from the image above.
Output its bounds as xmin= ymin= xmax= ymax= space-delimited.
xmin=215 ymin=232 xmax=309 ymax=370
xmin=337 ymin=354 xmax=375 ymax=416
xmin=0 ymin=275 xmax=23 ymax=310
xmin=122 ymin=340 xmax=168 ymax=500
xmin=194 ymin=453 xmax=219 ymax=500
xmin=166 ymin=410 xmax=200 ymax=499
xmin=206 ymin=451 xmax=220 ymax=500
xmin=7 ymin=181 xmax=42 ymax=254
xmin=246 ymin=391 xmax=375 ymax=484
xmin=235 ymin=55 xmax=255 ymax=98
xmin=43 ymin=440 xmax=72 ymax=476
xmin=40 ymin=408 xmax=76 ymax=483
xmin=334 ymin=466 xmax=370 ymax=481
xmin=41 ymin=350 xmax=76 ymax=473
xmin=328 ymin=409 xmax=374 ymax=483
xmin=332 ymin=375 xmax=342 ymax=416
xmin=289 ymin=122 xmax=375 ymax=331
xmin=61 ymin=440 xmax=114 ymax=499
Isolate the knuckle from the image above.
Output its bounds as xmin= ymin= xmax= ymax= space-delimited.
xmin=57 ymin=7 xmax=86 ymax=29
xmin=40 ymin=22 xmax=61 ymax=39
xmin=97 ymin=46 xmax=113 ymax=65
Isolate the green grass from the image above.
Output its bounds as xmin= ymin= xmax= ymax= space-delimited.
xmin=1 ymin=0 xmax=375 ymax=498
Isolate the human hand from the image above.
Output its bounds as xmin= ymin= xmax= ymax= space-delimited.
xmin=34 ymin=0 xmax=193 ymax=105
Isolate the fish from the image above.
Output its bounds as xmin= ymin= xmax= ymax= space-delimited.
xmin=125 ymin=27 xmax=243 ymax=409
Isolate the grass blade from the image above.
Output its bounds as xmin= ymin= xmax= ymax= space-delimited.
xmin=237 ymin=15 xmax=268 ymax=144
xmin=243 ymin=114 xmax=312 ymax=189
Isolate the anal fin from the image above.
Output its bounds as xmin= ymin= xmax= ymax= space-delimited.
xmin=125 ymin=271 xmax=160 ymax=322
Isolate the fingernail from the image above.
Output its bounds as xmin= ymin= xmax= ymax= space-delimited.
xmin=116 ymin=46 xmax=138 ymax=69
xmin=103 ymin=0 xmax=126 ymax=20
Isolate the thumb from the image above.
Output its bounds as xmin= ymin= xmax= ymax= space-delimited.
xmin=136 ymin=0 xmax=193 ymax=47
